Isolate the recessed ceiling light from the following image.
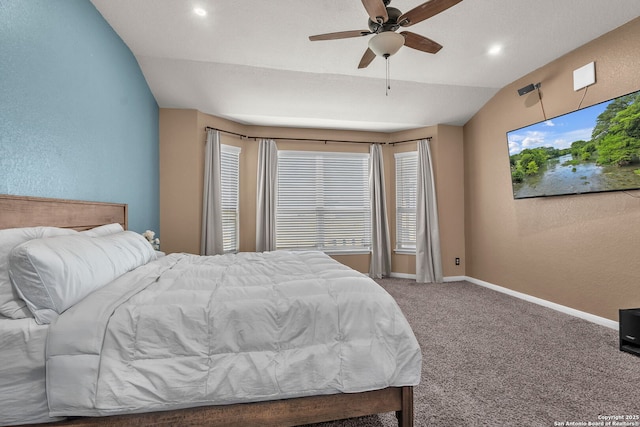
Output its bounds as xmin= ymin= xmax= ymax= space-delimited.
xmin=193 ymin=7 xmax=207 ymax=17
xmin=488 ymin=45 xmax=502 ymax=56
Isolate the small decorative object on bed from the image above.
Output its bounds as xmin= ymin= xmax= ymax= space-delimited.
xmin=142 ymin=229 xmax=160 ymax=250
xmin=0 ymin=194 xmax=421 ymax=427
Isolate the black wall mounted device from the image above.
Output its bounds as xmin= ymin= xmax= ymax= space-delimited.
xmin=620 ymin=308 xmax=640 ymax=357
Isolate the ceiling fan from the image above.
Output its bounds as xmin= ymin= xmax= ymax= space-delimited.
xmin=309 ymin=0 xmax=463 ymax=69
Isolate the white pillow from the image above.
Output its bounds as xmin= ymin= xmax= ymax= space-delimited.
xmin=9 ymin=231 xmax=157 ymax=324
xmin=0 ymin=227 xmax=77 ymax=319
xmin=81 ymin=223 xmax=124 ymax=237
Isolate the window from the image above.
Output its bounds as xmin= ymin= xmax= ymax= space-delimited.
xmin=277 ymin=151 xmax=371 ymax=254
xmin=395 ymin=152 xmax=417 ymax=252
xmin=221 ymin=144 xmax=241 ymax=253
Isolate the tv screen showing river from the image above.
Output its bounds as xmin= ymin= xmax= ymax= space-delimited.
xmin=507 ymin=89 xmax=640 ymax=199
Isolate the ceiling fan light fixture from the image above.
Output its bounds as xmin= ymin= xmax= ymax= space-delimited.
xmin=368 ymin=32 xmax=405 ymax=57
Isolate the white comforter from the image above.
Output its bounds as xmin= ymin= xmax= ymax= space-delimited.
xmin=0 ymin=318 xmax=63 ymax=426
xmin=46 ymin=251 xmax=421 ymax=417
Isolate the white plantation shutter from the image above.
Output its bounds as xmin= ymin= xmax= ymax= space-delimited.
xmin=395 ymin=152 xmax=417 ymax=251
xmin=277 ymin=151 xmax=371 ymax=253
xmin=221 ymin=144 xmax=240 ymax=253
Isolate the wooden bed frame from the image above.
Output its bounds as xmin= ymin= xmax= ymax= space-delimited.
xmin=1 ymin=194 xmax=414 ymax=427
xmin=0 ymin=195 xmax=127 ymax=232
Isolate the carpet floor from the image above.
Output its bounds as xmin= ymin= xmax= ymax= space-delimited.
xmin=306 ymin=278 xmax=640 ymax=427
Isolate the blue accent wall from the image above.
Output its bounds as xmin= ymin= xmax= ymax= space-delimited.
xmin=0 ymin=0 xmax=159 ymax=233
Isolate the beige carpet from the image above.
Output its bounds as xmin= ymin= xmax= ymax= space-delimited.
xmin=306 ymin=278 xmax=640 ymax=427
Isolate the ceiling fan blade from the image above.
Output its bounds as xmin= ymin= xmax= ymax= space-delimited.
xmin=401 ymin=31 xmax=442 ymax=54
xmin=358 ymin=48 xmax=376 ymax=69
xmin=361 ymin=0 xmax=388 ymax=24
xmin=398 ymin=0 xmax=463 ymax=27
xmin=309 ymin=30 xmax=372 ymax=41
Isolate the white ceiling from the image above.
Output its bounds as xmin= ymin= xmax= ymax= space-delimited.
xmin=90 ymin=0 xmax=640 ymax=132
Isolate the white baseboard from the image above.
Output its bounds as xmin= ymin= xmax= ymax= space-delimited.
xmin=464 ymin=276 xmax=619 ymax=330
xmin=390 ymin=273 xmax=465 ymax=281
xmin=389 ymin=273 xmax=617 ymax=330
xmin=444 ymin=275 xmax=466 ymax=282
xmin=390 ymin=272 xmax=416 ymax=280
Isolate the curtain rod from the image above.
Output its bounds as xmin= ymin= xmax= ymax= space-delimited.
xmin=389 ymin=137 xmax=432 ymax=146
xmin=205 ymin=126 xmax=431 ymax=145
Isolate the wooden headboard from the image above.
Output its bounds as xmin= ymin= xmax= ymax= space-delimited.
xmin=0 ymin=195 xmax=127 ymax=231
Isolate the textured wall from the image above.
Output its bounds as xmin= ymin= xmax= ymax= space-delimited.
xmin=464 ymin=17 xmax=640 ymax=321
xmin=0 ymin=0 xmax=158 ymax=233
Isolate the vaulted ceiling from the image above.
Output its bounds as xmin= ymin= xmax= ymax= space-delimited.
xmin=91 ymin=0 xmax=640 ymax=132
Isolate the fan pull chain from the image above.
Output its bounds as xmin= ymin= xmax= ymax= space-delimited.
xmin=385 ymin=54 xmax=391 ymax=96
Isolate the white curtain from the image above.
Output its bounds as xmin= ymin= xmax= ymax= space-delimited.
xmin=369 ymin=144 xmax=391 ymax=278
xmin=416 ymin=139 xmax=443 ymax=283
xmin=201 ymin=129 xmax=224 ymax=255
xmin=256 ymin=139 xmax=278 ymax=252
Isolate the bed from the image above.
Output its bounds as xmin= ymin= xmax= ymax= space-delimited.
xmin=0 ymin=194 xmax=421 ymax=427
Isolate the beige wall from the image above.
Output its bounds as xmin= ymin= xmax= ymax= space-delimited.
xmin=159 ymin=109 xmax=200 ymax=254
xmin=387 ymin=126 xmax=466 ymax=277
xmin=159 ymin=112 xmax=465 ymax=275
xmin=464 ymin=17 xmax=640 ymax=321
xmin=160 ymin=17 xmax=640 ymax=321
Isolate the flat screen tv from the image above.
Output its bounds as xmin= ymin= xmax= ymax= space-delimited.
xmin=506 ymin=89 xmax=640 ymax=199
